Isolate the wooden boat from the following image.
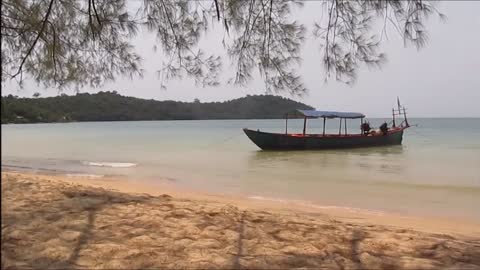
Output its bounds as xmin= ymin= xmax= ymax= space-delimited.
xmin=244 ymin=101 xmax=410 ymax=150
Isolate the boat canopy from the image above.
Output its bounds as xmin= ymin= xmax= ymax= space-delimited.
xmin=289 ymin=109 xmax=365 ymax=119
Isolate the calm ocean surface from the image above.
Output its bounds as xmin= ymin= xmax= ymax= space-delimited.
xmin=2 ymin=118 xmax=480 ymax=220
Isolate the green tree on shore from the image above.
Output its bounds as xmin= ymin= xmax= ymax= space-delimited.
xmin=1 ymin=92 xmax=314 ymax=123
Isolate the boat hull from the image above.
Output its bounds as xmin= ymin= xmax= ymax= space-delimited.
xmin=243 ymin=128 xmax=405 ymax=150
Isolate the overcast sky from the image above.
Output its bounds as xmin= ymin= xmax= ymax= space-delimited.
xmin=4 ymin=1 xmax=480 ymax=117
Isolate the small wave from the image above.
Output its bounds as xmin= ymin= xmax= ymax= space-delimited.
xmin=2 ymin=164 xmax=61 ymax=173
xmin=82 ymin=162 xmax=138 ymax=168
xmin=248 ymin=196 xmax=287 ymax=203
xmin=248 ymin=195 xmax=385 ymax=216
xmin=297 ymin=202 xmax=385 ymax=216
xmin=2 ymin=164 xmax=36 ymax=170
xmin=66 ymin=173 xmax=104 ymax=178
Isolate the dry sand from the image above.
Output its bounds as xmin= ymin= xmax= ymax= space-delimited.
xmin=2 ymin=172 xmax=480 ymax=269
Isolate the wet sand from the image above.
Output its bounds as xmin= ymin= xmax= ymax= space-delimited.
xmin=2 ymin=172 xmax=480 ymax=269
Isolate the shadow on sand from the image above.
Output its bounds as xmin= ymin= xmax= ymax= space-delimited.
xmin=2 ymin=173 xmax=480 ymax=269
xmin=2 ymin=180 xmax=153 ymax=269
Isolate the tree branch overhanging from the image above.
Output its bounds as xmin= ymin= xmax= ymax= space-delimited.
xmin=11 ymin=0 xmax=55 ymax=79
xmin=1 ymin=0 xmax=446 ymax=94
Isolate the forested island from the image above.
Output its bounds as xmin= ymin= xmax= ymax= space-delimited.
xmin=1 ymin=92 xmax=314 ymax=123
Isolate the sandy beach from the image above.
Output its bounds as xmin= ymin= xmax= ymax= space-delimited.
xmin=2 ymin=171 xmax=480 ymax=269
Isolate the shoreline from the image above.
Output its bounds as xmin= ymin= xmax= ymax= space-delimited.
xmin=3 ymin=171 xmax=480 ymax=269
xmin=3 ymin=117 xmax=480 ymax=125
xmin=5 ymin=171 xmax=480 ymax=239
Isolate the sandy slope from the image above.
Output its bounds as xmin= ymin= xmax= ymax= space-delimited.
xmin=2 ymin=172 xmax=480 ymax=269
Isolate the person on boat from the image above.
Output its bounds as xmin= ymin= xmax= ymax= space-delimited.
xmin=361 ymin=122 xmax=371 ymax=135
xmin=379 ymin=122 xmax=389 ymax=135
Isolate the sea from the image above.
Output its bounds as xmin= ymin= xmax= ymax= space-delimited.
xmin=2 ymin=118 xmax=480 ymax=220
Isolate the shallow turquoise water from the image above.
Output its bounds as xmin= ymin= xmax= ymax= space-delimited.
xmin=2 ymin=118 xmax=480 ymax=219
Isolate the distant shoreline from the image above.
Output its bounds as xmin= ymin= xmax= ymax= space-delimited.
xmin=0 ymin=117 xmax=286 ymax=125
xmin=1 ymin=93 xmax=314 ymax=124
xmin=2 ymin=117 xmax=480 ymax=125
xmin=5 ymin=92 xmax=479 ymax=124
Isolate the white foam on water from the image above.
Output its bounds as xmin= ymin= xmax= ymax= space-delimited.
xmin=66 ymin=173 xmax=105 ymax=178
xmin=297 ymin=202 xmax=386 ymax=216
xmin=248 ymin=196 xmax=288 ymax=203
xmin=83 ymin=161 xmax=138 ymax=168
xmin=248 ymin=196 xmax=385 ymax=216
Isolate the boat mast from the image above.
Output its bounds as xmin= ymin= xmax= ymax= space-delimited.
xmin=403 ymin=107 xmax=410 ymax=127
xmin=397 ymin=97 xmax=410 ymax=128
xmin=397 ymin=97 xmax=402 ymax=116
xmin=392 ymin=108 xmax=396 ymax=128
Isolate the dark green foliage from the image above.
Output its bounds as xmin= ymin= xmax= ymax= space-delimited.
xmin=1 ymin=92 xmax=313 ymax=124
